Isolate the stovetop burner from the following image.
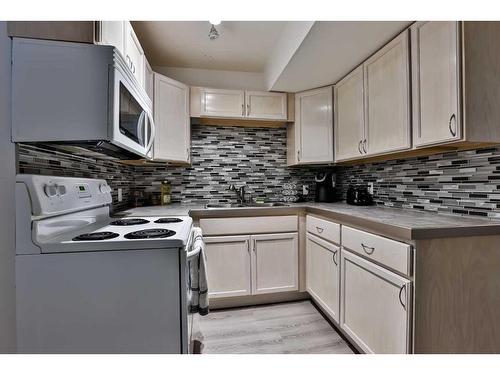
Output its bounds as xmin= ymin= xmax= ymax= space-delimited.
xmin=154 ymin=218 xmax=183 ymax=224
xmin=124 ymin=228 xmax=176 ymax=240
xmin=73 ymin=232 xmax=120 ymax=241
xmin=110 ymin=218 xmax=150 ymax=226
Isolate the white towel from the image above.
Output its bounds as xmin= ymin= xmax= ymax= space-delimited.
xmin=189 ymin=227 xmax=209 ymax=316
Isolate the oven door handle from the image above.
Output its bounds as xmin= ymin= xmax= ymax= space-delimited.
xmin=145 ymin=111 xmax=156 ymax=156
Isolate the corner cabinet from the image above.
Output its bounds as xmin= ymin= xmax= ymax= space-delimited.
xmin=288 ymin=86 xmax=334 ymax=165
xmin=306 ymin=233 xmax=340 ymax=324
xmin=340 ymin=250 xmax=412 ymax=354
xmin=153 ymin=73 xmax=191 ymax=164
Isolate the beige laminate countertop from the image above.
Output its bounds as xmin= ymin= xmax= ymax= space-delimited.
xmin=117 ymin=202 xmax=500 ymax=241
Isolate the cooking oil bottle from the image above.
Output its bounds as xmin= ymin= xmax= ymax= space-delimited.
xmin=160 ymin=180 xmax=172 ymax=205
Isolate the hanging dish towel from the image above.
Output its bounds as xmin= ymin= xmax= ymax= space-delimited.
xmin=189 ymin=227 xmax=209 ymax=316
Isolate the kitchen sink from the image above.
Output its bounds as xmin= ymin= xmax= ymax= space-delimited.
xmin=205 ymin=202 xmax=289 ymax=209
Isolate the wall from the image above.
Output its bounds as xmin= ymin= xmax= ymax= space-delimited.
xmin=0 ymin=21 xmax=17 ymax=353
xmin=17 ymin=144 xmax=135 ymax=213
xmin=134 ymin=124 xmax=320 ymax=204
xmin=338 ymin=146 xmax=500 ymax=219
xmin=154 ymin=66 xmax=266 ymax=91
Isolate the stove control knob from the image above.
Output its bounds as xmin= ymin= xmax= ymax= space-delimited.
xmin=44 ymin=184 xmax=58 ymax=198
xmin=100 ymin=184 xmax=110 ymax=194
xmin=57 ymin=185 xmax=67 ymax=196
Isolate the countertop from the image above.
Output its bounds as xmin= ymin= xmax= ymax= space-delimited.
xmin=117 ymin=202 xmax=500 ymax=241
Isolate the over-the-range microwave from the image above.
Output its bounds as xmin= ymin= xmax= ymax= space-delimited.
xmin=11 ymin=38 xmax=155 ymax=160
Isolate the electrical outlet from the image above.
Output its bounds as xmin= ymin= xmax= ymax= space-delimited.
xmin=368 ymin=182 xmax=374 ymax=195
xmin=117 ymin=188 xmax=123 ymax=202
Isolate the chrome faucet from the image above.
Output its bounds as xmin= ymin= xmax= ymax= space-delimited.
xmin=228 ymin=184 xmax=246 ymax=204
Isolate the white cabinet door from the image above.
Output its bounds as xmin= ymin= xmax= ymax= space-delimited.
xmin=144 ymin=57 xmax=154 ymax=102
xmin=340 ymin=250 xmax=412 ymax=354
xmin=364 ymin=30 xmax=411 ymax=156
xmin=153 ymin=73 xmax=190 ymax=163
xmin=97 ymin=21 xmax=125 ymax=56
xmin=251 ymin=233 xmax=298 ymax=295
xmin=124 ymin=22 xmax=145 ymax=86
xmin=199 ymin=88 xmax=245 ymax=118
xmin=306 ymin=233 xmax=340 ymax=323
xmin=295 ymin=86 xmax=334 ymax=164
xmin=245 ymin=91 xmax=287 ymax=120
xmin=204 ymin=236 xmax=252 ymax=298
xmin=412 ymin=21 xmax=461 ymax=147
xmin=334 ymin=65 xmax=366 ymax=161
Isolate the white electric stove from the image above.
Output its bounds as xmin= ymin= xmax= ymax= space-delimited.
xmin=15 ymin=174 xmax=198 ymax=354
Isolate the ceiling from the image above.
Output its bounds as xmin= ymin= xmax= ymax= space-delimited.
xmin=132 ymin=21 xmax=287 ymax=72
xmin=133 ymin=21 xmax=413 ymax=92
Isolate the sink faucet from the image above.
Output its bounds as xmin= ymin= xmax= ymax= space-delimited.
xmin=228 ymin=184 xmax=246 ymax=204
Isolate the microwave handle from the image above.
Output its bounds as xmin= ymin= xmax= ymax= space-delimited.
xmin=145 ymin=111 xmax=156 ymax=156
xmin=137 ymin=110 xmax=146 ymax=147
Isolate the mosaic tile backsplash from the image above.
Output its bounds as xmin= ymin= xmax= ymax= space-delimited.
xmin=134 ymin=125 xmax=321 ymax=205
xmin=337 ymin=147 xmax=500 ymax=219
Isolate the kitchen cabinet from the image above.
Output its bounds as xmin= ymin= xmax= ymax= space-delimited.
xmin=340 ymin=250 xmax=412 ymax=354
xmin=306 ymin=233 xmax=340 ymax=323
xmin=245 ymin=91 xmax=288 ymax=120
xmin=190 ymin=87 xmax=288 ymax=121
xmin=334 ymin=66 xmax=365 ymax=161
xmin=363 ymin=30 xmax=411 ymax=156
xmin=153 ymin=73 xmax=190 ymax=163
xmin=251 ymin=233 xmax=298 ymax=295
xmin=288 ymin=86 xmax=334 ymax=165
xmin=97 ymin=21 xmax=125 ymax=56
xmin=124 ymin=22 xmax=145 ymax=86
xmin=144 ymin=57 xmax=154 ymax=102
xmin=204 ymin=236 xmax=252 ymax=298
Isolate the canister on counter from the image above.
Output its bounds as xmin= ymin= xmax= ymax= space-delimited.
xmin=160 ymin=180 xmax=172 ymax=205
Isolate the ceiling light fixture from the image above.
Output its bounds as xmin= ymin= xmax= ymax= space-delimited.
xmin=208 ymin=21 xmax=220 ymax=40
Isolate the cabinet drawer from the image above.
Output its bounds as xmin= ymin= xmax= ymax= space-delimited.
xmin=306 ymin=215 xmax=340 ymax=245
xmin=199 ymin=216 xmax=298 ymax=236
xmin=342 ymin=226 xmax=411 ymax=276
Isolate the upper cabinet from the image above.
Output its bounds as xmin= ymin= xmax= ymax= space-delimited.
xmin=153 ymin=73 xmax=191 ymax=164
xmin=98 ymin=21 xmax=125 ymax=56
xmin=190 ymin=87 xmax=289 ymax=121
xmin=412 ymin=22 xmax=461 ymax=147
xmin=364 ymin=30 xmax=411 ymax=156
xmin=334 ymin=66 xmax=365 ymax=161
xmin=288 ymin=86 xmax=334 ymax=165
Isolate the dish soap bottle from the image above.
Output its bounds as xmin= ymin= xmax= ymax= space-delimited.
xmin=160 ymin=180 xmax=172 ymax=205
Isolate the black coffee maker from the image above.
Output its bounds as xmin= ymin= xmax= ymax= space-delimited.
xmin=315 ymin=172 xmax=338 ymax=202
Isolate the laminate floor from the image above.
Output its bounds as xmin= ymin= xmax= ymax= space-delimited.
xmin=197 ymin=300 xmax=355 ymax=354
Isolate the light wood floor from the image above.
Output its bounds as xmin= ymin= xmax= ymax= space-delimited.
xmin=197 ymin=300 xmax=355 ymax=354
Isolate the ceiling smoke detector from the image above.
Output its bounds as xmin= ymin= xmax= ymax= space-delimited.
xmin=208 ymin=21 xmax=220 ymax=40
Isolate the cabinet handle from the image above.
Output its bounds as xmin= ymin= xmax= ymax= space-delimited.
xmin=187 ymin=147 xmax=190 ymax=162
xmin=246 ymin=104 xmax=250 ymax=116
xmin=246 ymin=239 xmax=250 ymax=253
xmin=358 ymin=140 xmax=363 ymax=154
xmin=361 ymin=243 xmax=375 ymax=255
xmin=362 ymin=139 xmax=367 ymax=154
xmin=399 ymin=284 xmax=407 ymax=310
xmin=241 ymin=104 xmax=245 ymax=116
xmin=252 ymin=239 xmax=256 ymax=252
xmin=332 ymin=250 xmax=338 ymax=266
xmin=448 ymin=113 xmax=457 ymax=137
xmin=316 ymin=226 xmax=324 ymax=234
xmin=297 ymin=150 xmax=301 ymax=162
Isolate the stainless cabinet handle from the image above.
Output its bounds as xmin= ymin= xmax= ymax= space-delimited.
xmin=316 ymin=226 xmax=324 ymax=234
xmin=399 ymin=284 xmax=407 ymax=310
xmin=361 ymin=243 xmax=375 ymax=255
xmin=247 ymin=104 xmax=250 ymax=116
xmin=241 ymin=104 xmax=245 ymax=116
xmin=187 ymin=147 xmax=190 ymax=162
xmin=362 ymin=139 xmax=367 ymax=154
xmin=448 ymin=113 xmax=457 ymax=137
xmin=332 ymin=250 xmax=338 ymax=266
xmin=246 ymin=239 xmax=250 ymax=253
xmin=253 ymin=239 xmax=256 ymax=252
xmin=297 ymin=150 xmax=301 ymax=162
xmin=358 ymin=140 xmax=363 ymax=154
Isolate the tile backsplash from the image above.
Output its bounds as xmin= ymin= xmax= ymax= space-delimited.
xmin=337 ymin=147 xmax=500 ymax=219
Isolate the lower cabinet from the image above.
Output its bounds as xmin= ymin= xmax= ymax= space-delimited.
xmin=306 ymin=233 xmax=340 ymax=324
xmin=204 ymin=232 xmax=298 ymax=299
xmin=340 ymin=250 xmax=412 ymax=354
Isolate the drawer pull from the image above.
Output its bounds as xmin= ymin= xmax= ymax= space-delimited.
xmin=316 ymin=226 xmax=324 ymax=234
xmin=361 ymin=243 xmax=375 ymax=255
xmin=399 ymin=285 xmax=407 ymax=310
xmin=448 ymin=113 xmax=457 ymax=137
xmin=332 ymin=250 xmax=338 ymax=266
